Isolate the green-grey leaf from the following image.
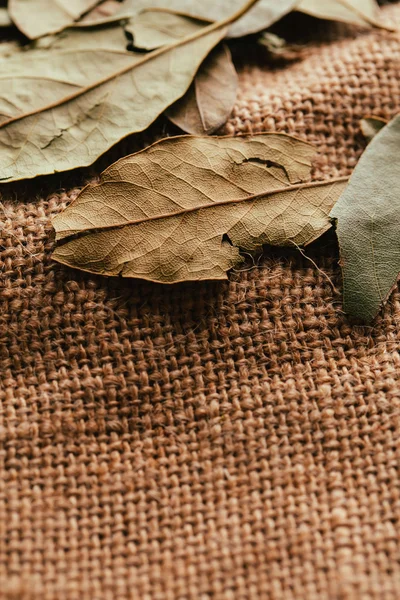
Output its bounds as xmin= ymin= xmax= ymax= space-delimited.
xmin=331 ymin=114 xmax=400 ymax=321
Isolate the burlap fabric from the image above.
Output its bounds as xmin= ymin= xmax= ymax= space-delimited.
xmin=1 ymin=5 xmax=400 ymax=599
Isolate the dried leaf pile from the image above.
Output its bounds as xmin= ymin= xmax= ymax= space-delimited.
xmin=0 ymin=0 xmax=398 ymax=322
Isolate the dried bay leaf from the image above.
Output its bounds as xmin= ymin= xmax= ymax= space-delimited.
xmin=54 ymin=134 xmax=316 ymax=239
xmin=0 ymin=1 xmax=260 ymax=181
xmin=258 ymin=32 xmax=306 ymax=61
xmin=331 ymin=115 xmax=400 ymax=322
xmin=79 ymin=0 xmax=123 ymax=25
xmin=9 ymin=0 xmax=100 ymax=39
xmin=127 ymin=10 xmax=207 ymax=50
xmin=122 ymin=0 xmax=297 ymax=38
xmin=31 ymin=19 xmax=129 ymax=50
xmin=297 ymin=0 xmax=388 ymax=28
xmin=166 ymin=45 xmax=238 ymax=135
xmin=52 ymin=134 xmax=347 ymax=283
xmin=52 ymin=178 xmax=347 ymax=283
xmin=128 ymin=12 xmax=239 ymax=134
xmin=72 ymin=1 xmax=132 ymax=28
xmin=0 ymin=41 xmax=22 ymax=59
xmin=0 ymin=23 xmax=134 ymax=126
xmin=360 ymin=116 xmax=387 ymax=142
xmin=0 ymin=8 xmax=12 ymax=27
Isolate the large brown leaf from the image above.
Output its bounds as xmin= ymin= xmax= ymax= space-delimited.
xmin=0 ymin=1 xmax=259 ymax=182
xmin=166 ymin=44 xmax=238 ymax=135
xmin=9 ymin=0 xmax=100 ymax=38
xmin=52 ymin=134 xmax=347 ymax=283
xmin=122 ymin=0 xmax=297 ymax=38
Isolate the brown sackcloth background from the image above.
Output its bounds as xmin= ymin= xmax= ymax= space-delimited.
xmin=1 ymin=4 xmax=400 ymax=599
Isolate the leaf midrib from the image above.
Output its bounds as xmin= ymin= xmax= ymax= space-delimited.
xmin=56 ymin=176 xmax=349 ymax=240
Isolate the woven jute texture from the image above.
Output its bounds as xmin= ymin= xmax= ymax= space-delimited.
xmin=1 ymin=5 xmax=400 ymax=600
